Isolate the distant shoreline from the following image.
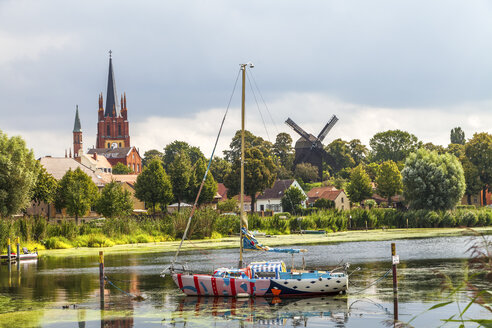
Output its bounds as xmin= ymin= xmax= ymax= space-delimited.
xmin=38 ymin=227 xmax=492 ymax=258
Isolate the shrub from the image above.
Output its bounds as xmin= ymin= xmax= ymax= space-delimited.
xmin=32 ymin=216 xmax=47 ymax=241
xmin=44 ymin=236 xmax=72 ymax=249
xmin=213 ymin=215 xmax=240 ymax=236
xmin=440 ymin=211 xmax=456 ymax=227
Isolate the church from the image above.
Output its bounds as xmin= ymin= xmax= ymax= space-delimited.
xmin=71 ymin=53 xmax=142 ymax=174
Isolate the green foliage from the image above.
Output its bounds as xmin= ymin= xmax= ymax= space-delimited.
xmin=325 ymin=138 xmax=356 ymax=175
xmin=167 ymin=150 xmax=192 ymax=209
xmin=223 ymin=130 xmax=273 ymax=163
xmin=402 ymin=149 xmax=466 ymax=210
xmin=210 ymin=156 xmax=231 ymax=183
xmin=217 ymin=198 xmax=238 ymax=213
xmin=375 ymin=160 xmax=402 ymax=205
xmin=55 ymin=168 xmax=99 ymax=222
xmin=0 ymin=131 xmax=40 ymax=217
xmin=213 ymin=214 xmax=240 ymax=236
xmin=314 ymin=198 xmax=335 ymax=209
xmin=95 ymin=182 xmax=133 ymax=218
xmin=163 ymin=140 xmax=204 ymax=171
xmin=450 ymin=127 xmax=465 ymax=145
xmin=142 ymin=149 xmax=163 ymax=167
xmin=281 ymin=186 xmax=307 ymax=214
xmin=273 ymin=132 xmax=294 ymax=172
xmin=465 ymin=132 xmax=492 ymax=205
xmin=112 ymin=162 xmax=133 ymax=174
xmin=31 ymin=166 xmax=57 ymax=206
xmin=369 ymin=129 xmax=421 ymax=163
xmin=134 ymin=158 xmax=173 ymax=214
xmin=294 ymin=163 xmax=319 ymax=183
xmin=188 ymin=157 xmax=218 ymax=205
xmin=364 ymin=199 xmax=377 ymax=209
xmin=346 ymin=164 xmax=373 ymax=203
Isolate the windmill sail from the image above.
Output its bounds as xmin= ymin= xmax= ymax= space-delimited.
xmin=285 ymin=118 xmax=312 ymax=142
xmin=317 ymin=115 xmax=338 ymax=142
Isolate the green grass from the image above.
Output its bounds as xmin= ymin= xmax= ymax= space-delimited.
xmin=37 ymin=226 xmax=492 ymax=258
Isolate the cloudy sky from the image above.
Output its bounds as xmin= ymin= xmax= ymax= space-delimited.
xmin=1 ymin=0 xmax=492 ymax=159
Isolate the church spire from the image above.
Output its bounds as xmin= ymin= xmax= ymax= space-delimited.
xmin=104 ymin=50 xmax=119 ymax=117
xmin=73 ymin=105 xmax=81 ymax=132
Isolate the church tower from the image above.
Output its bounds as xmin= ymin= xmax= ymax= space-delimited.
xmin=96 ymin=52 xmax=131 ymax=149
xmin=73 ymin=105 xmax=83 ymax=158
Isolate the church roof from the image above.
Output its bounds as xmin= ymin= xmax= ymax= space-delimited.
xmin=73 ymin=106 xmax=81 ymax=132
xmin=104 ymin=53 xmax=119 ymax=117
xmin=87 ymin=147 xmax=134 ymax=159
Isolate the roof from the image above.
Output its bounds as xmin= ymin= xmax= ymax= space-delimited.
xmin=73 ymin=106 xmax=81 ymax=132
xmin=104 ymin=55 xmax=119 ymax=117
xmin=80 ymin=153 xmax=112 ymax=169
xmin=308 ymin=190 xmax=344 ymax=203
xmin=39 ymin=157 xmax=105 ymax=186
xmin=111 ymin=174 xmax=138 ymax=185
xmin=87 ymin=147 xmax=133 ymax=159
xmin=306 ymin=186 xmax=338 ymax=198
xmin=257 ymin=179 xmax=295 ymax=200
xmin=217 ymin=183 xmax=228 ymax=199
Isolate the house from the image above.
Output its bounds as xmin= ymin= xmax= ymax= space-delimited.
xmin=307 ymin=186 xmax=350 ymax=210
xmin=87 ymin=146 xmax=142 ymax=174
xmin=111 ymin=174 xmax=146 ymax=212
xmin=26 ymin=157 xmax=107 ymax=221
xmin=256 ymin=179 xmax=306 ymax=213
xmin=77 ymin=153 xmax=112 ymax=174
xmin=232 ymin=194 xmax=253 ymax=212
xmin=370 ymin=194 xmax=405 ymax=208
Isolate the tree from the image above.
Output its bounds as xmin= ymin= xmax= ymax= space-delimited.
xmin=447 ymin=143 xmax=465 ymax=159
xmin=325 ymin=139 xmax=356 ymax=174
xmin=345 ymin=165 xmax=373 ymax=204
xmin=273 ymin=132 xmax=294 ymax=170
xmin=112 ymin=162 xmax=133 ymax=174
xmin=375 ymin=160 xmax=402 ymax=206
xmin=465 ymin=132 xmax=492 ymax=205
xmin=225 ymin=147 xmax=277 ymax=212
xmin=365 ymin=162 xmax=380 ymax=181
xmin=134 ymin=159 xmax=173 ymax=215
xmin=348 ymin=139 xmax=368 ymax=166
xmin=402 ymin=149 xmax=465 ymax=210
xmin=217 ymin=198 xmax=238 ymax=213
xmin=450 ymin=127 xmax=465 ymax=145
xmin=142 ymin=149 xmax=163 ymax=167
xmin=0 ymin=131 xmax=39 ymax=217
xmin=461 ymin=157 xmax=482 ymax=205
xmin=31 ymin=166 xmax=58 ymax=217
xmin=210 ymin=156 xmax=231 ymax=183
xmin=294 ymin=163 xmax=319 ymax=183
xmin=369 ymin=130 xmax=421 ymax=163
xmin=187 ymin=157 xmax=218 ymax=205
xmin=168 ymin=150 xmax=192 ymax=211
xmin=423 ymin=142 xmax=446 ymax=154
xmin=163 ymin=140 xmax=203 ymax=171
xmin=55 ymin=168 xmax=99 ymax=224
xmin=223 ymin=130 xmax=272 ymax=163
xmin=281 ymin=186 xmax=306 ymax=214
xmin=95 ymin=181 xmax=133 ymax=218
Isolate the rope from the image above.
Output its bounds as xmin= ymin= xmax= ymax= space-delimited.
xmin=349 ymin=268 xmax=392 ymax=294
xmin=104 ymin=276 xmax=134 ymax=298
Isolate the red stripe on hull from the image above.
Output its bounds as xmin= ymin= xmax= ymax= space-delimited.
xmin=249 ymin=282 xmax=255 ymax=295
xmin=230 ymin=278 xmax=236 ymax=296
xmin=193 ymin=275 xmax=201 ymax=295
xmin=211 ymin=277 xmax=218 ymax=296
xmin=177 ymin=274 xmax=183 ymax=290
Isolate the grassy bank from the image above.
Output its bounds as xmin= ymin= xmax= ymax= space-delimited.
xmin=37 ymin=226 xmax=492 ymax=258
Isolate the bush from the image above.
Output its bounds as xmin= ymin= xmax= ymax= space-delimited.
xmin=213 ymin=215 xmax=240 ymax=236
xmin=32 ymin=216 xmax=47 ymax=241
xmin=440 ymin=211 xmax=456 ymax=227
xmin=44 ymin=236 xmax=72 ymax=249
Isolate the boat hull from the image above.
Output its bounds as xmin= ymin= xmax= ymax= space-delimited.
xmin=172 ymin=273 xmax=348 ymax=297
xmin=0 ymin=253 xmax=38 ymax=262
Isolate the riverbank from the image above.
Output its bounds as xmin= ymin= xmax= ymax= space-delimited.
xmin=38 ymin=226 xmax=492 ymax=258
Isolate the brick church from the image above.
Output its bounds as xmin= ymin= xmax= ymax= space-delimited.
xmin=72 ymin=53 xmax=142 ymax=174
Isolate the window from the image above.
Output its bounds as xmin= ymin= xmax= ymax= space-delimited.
xmin=137 ymin=164 xmax=140 ymax=172
xmin=107 ymin=143 xmax=110 ymax=148
xmin=119 ymin=142 xmax=122 ymax=147
xmin=107 ymin=125 xmax=110 ymax=136
xmin=341 ymin=197 xmax=344 ymax=202
xmin=118 ymin=124 xmax=121 ymax=136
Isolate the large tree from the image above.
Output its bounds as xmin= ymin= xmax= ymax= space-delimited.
xmin=187 ymin=156 xmax=218 ymax=205
xmin=281 ymin=186 xmax=306 ymax=214
xmin=402 ymin=149 xmax=465 ymax=210
xmin=31 ymin=166 xmax=58 ymax=217
xmin=465 ymin=132 xmax=492 ymax=205
xmin=348 ymin=139 xmax=369 ymax=166
xmin=55 ymin=168 xmax=99 ymax=224
xmin=225 ymin=147 xmax=276 ymax=212
xmin=95 ymin=181 xmax=133 ymax=218
xmin=163 ymin=140 xmax=203 ymax=171
xmin=461 ymin=157 xmax=482 ymax=205
xmin=223 ymin=130 xmax=272 ymax=163
xmin=450 ymin=127 xmax=466 ymax=145
xmin=294 ymin=162 xmax=319 ymax=183
xmin=0 ymin=131 xmax=39 ymax=217
xmin=273 ymin=132 xmax=294 ymax=170
xmin=210 ymin=156 xmax=231 ymax=183
xmin=142 ymin=149 xmax=163 ymax=167
xmin=112 ymin=162 xmax=133 ymax=174
xmin=325 ymin=138 xmax=356 ymax=174
xmin=369 ymin=130 xmax=421 ymax=163
xmin=134 ymin=158 xmax=173 ymax=215
xmin=375 ymin=160 xmax=402 ymax=206
xmin=168 ymin=150 xmax=192 ymax=211
xmin=345 ymin=164 xmax=373 ymax=204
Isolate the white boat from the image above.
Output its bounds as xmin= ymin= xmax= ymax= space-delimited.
xmin=164 ymin=63 xmax=348 ymax=297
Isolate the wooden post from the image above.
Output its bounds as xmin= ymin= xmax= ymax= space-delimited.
xmin=7 ymin=238 xmax=11 ymax=272
xmin=16 ymin=237 xmax=20 ymax=270
xmin=99 ymin=251 xmax=104 ymax=308
xmin=391 ymin=243 xmax=399 ymax=322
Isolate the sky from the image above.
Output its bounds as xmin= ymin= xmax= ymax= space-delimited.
xmin=1 ymin=0 xmax=492 ymax=159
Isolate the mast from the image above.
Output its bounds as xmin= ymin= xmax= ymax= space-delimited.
xmin=239 ymin=62 xmax=253 ymax=268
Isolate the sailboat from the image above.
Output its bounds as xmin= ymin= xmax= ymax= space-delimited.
xmin=164 ymin=64 xmax=348 ymax=297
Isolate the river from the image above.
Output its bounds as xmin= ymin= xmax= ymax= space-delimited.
xmin=0 ymin=235 xmax=490 ymax=327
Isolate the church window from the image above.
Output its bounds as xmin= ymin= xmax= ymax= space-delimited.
xmin=118 ymin=124 xmax=121 ymax=136
xmin=107 ymin=143 xmax=110 ymax=148
xmin=137 ymin=164 xmax=140 ymax=172
xmin=107 ymin=125 xmax=110 ymax=136
xmin=119 ymin=142 xmax=122 ymax=147
xmin=133 ymin=164 xmax=136 ymax=172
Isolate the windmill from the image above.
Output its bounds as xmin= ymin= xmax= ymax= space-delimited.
xmin=285 ymin=115 xmax=339 ymax=181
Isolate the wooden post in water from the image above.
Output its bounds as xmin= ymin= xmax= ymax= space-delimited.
xmin=391 ymin=243 xmax=399 ymax=322
xmin=7 ymin=238 xmax=11 ymax=272
xmin=16 ymin=237 xmax=20 ymax=270
xmin=99 ymin=251 xmax=104 ymax=308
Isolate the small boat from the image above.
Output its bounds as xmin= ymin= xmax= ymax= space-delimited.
xmin=1 ymin=248 xmax=38 ymax=262
xmin=164 ymin=63 xmax=348 ymax=297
